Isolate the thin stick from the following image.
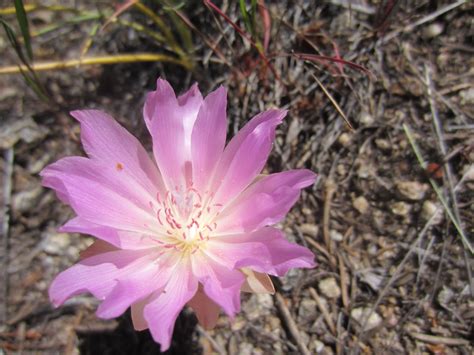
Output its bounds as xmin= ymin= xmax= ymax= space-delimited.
xmin=338 ymin=254 xmax=350 ymax=310
xmin=1 ymin=148 xmax=14 ymax=324
xmin=275 ymin=293 xmax=311 ymax=355
xmin=0 ymin=53 xmax=190 ymax=75
xmin=309 ymin=287 xmax=336 ymax=335
xmin=408 ymin=332 xmax=470 ymax=346
xmin=323 ymin=180 xmax=336 ymax=255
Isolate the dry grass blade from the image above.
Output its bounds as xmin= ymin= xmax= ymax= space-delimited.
xmin=0 ymin=53 xmax=191 ymax=74
xmin=312 ymin=74 xmax=354 ymax=130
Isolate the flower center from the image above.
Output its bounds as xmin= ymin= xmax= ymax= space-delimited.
xmin=148 ymin=185 xmax=222 ymax=255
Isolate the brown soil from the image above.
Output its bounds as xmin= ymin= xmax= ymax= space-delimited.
xmin=0 ymin=1 xmax=473 ymax=354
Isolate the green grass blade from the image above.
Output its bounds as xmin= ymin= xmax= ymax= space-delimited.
xmin=14 ymin=0 xmax=33 ymax=61
xmin=0 ymin=17 xmax=30 ymax=67
xmin=239 ymin=0 xmax=253 ymax=35
xmin=403 ymin=123 xmax=473 ymax=254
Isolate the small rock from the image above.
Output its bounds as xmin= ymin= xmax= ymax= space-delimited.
xmin=257 ymin=293 xmax=274 ymax=310
xmin=460 ymin=87 xmax=474 ymax=105
xmin=299 ymin=223 xmax=319 ymax=237
xmin=0 ymin=117 xmax=47 ymax=149
xmin=437 ymin=286 xmax=454 ymax=307
xmin=12 ymin=186 xmax=43 ymax=213
xmin=396 ymin=181 xmax=429 ymax=201
xmin=27 ymin=153 xmax=52 ymax=174
xmin=353 ymin=196 xmax=369 ymax=214
xmin=357 ymin=164 xmax=374 ymax=179
xmin=390 ymin=201 xmax=411 ymax=216
xmin=300 ymin=331 xmax=310 ymax=346
xmin=312 ymin=340 xmax=325 ymax=354
xmin=423 ymin=23 xmax=444 ymax=39
xmin=319 ymin=278 xmax=341 ymax=299
xmin=421 ymin=200 xmax=443 ymax=224
xmin=351 ymin=307 xmax=382 ymax=331
xmin=358 ymin=270 xmax=384 ymax=291
xmin=330 ymin=230 xmax=343 ymax=242
xmin=338 ymin=132 xmax=352 ymax=147
xmin=336 ymin=163 xmax=347 ymax=176
xmin=359 ymin=112 xmax=374 ymax=125
xmin=42 ymin=232 xmax=71 ymax=255
xmin=298 ymin=299 xmax=318 ymax=324
xmin=231 ymin=316 xmax=246 ymax=331
xmin=375 ymin=138 xmax=391 ymax=151
xmin=243 ymin=294 xmax=273 ymax=320
xmin=267 ymin=316 xmax=281 ymax=332
xmin=238 ymin=342 xmax=254 ymax=355
xmin=280 ymin=268 xmax=304 ymax=291
xmin=463 ymin=165 xmax=474 ymax=181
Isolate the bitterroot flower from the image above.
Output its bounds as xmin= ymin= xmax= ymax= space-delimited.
xmin=41 ymin=78 xmax=316 ymax=351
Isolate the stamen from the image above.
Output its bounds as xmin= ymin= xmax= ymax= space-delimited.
xmin=156 ymin=209 xmax=163 ymax=225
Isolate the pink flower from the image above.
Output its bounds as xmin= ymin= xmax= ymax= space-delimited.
xmin=41 ymin=79 xmax=316 ymax=351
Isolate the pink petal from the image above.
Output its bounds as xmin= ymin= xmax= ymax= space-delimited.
xmin=191 ymin=253 xmax=244 ymax=317
xmin=143 ymin=79 xmax=203 ymax=189
xmin=187 ymin=287 xmax=221 ymax=330
xmin=207 ymin=227 xmax=316 ymax=276
xmin=144 ymin=259 xmax=198 ymax=351
xmin=70 ymin=110 xmax=165 ymax=197
xmin=49 ymin=249 xmax=155 ymax=307
xmin=241 ymin=269 xmax=275 ymax=294
xmin=41 ymin=157 xmax=162 ymax=234
xmin=212 ymin=109 xmax=286 ymax=206
xmin=96 ymin=254 xmax=175 ymax=319
xmin=191 ymin=86 xmax=227 ymax=191
xmin=79 ymin=240 xmax=118 ymax=260
xmin=215 ymin=169 xmax=316 ymax=233
xmin=131 ymin=296 xmax=151 ymax=331
xmin=61 ymin=217 xmax=158 ymax=250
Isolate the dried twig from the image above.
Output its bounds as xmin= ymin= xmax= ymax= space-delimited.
xmin=337 ymin=254 xmax=350 ymax=310
xmin=309 ymin=287 xmax=336 ymax=335
xmin=408 ymin=332 xmax=470 ymax=346
xmin=1 ymin=148 xmax=13 ymax=325
xmin=275 ymin=293 xmax=311 ymax=355
xmin=323 ymin=180 xmax=336 ymax=255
